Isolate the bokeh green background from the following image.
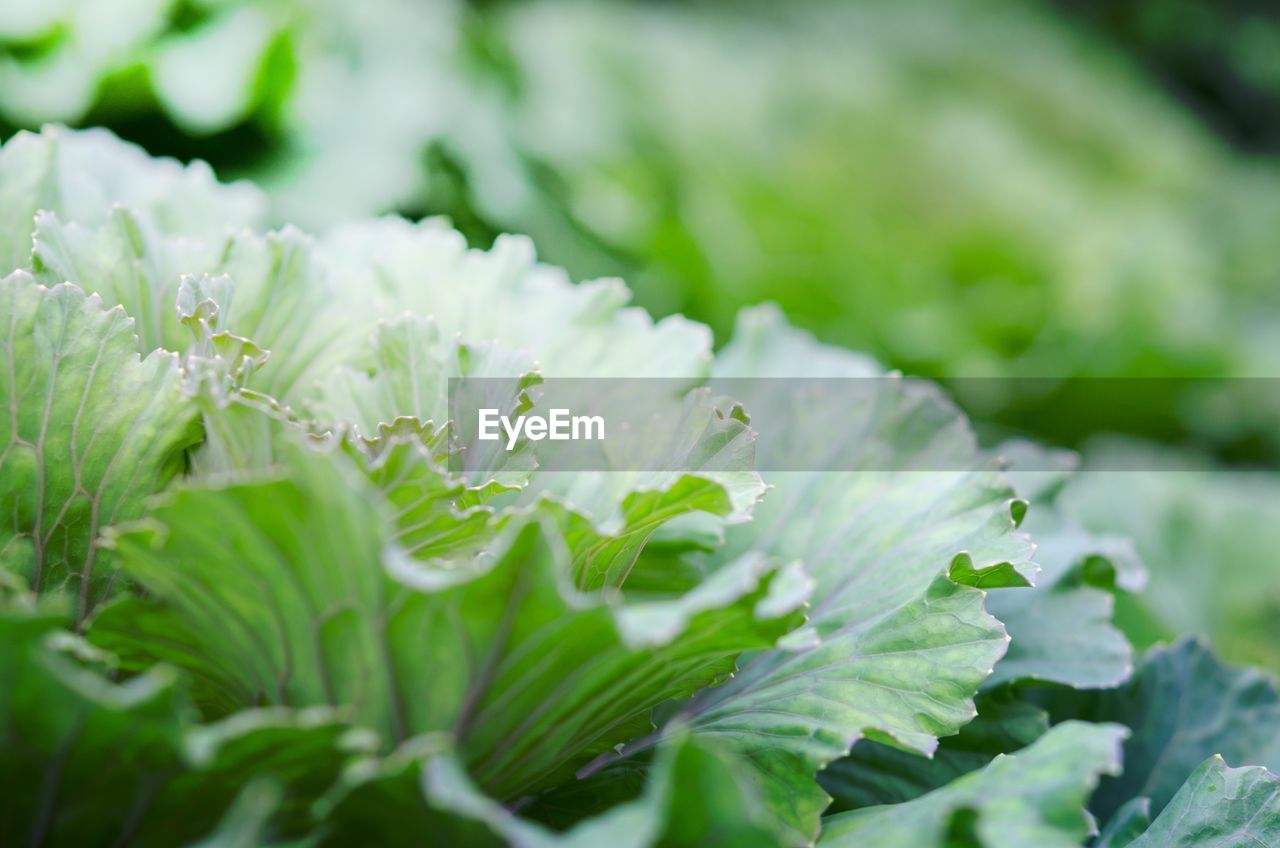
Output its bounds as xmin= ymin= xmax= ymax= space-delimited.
xmin=3 ymin=0 xmax=1278 ymax=670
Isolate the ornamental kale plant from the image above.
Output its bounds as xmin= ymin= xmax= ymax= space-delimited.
xmin=1 ymin=127 xmax=1278 ymax=847
xmin=8 ymin=0 xmax=1280 ymax=424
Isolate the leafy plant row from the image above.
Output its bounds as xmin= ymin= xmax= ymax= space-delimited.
xmin=1 ymin=127 xmax=1277 ymax=846
xmin=7 ymin=0 xmax=1280 ymax=416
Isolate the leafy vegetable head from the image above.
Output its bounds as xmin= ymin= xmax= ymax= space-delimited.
xmin=1 ymin=126 xmax=1276 ymax=848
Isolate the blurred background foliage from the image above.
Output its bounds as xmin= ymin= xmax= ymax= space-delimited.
xmin=2 ymin=0 xmax=1278 ymax=669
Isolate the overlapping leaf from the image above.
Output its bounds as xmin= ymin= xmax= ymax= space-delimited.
xmin=0 ymin=273 xmax=197 ymax=619
xmin=318 ymin=730 xmax=789 ymax=848
xmin=1047 ymin=639 xmax=1280 ymax=826
xmin=0 ymin=606 xmax=365 ymax=847
xmin=649 ymin=306 xmax=1037 ymax=840
xmin=33 ymin=208 xmax=361 ymax=402
xmin=88 ymin=443 xmax=807 ymax=802
xmin=819 ymin=695 xmax=1050 ymax=813
xmin=985 ymin=441 xmax=1145 ymax=690
xmin=1120 ymin=756 xmax=1280 ymax=848
xmin=817 ymin=721 xmax=1127 ymax=847
xmin=306 ymin=283 xmax=764 ymax=586
xmin=0 ymin=126 xmax=264 ymax=272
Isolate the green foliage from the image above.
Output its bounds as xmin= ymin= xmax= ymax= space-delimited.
xmin=1062 ymin=441 xmax=1280 ymax=674
xmin=818 ymin=722 xmax=1127 ymax=848
xmin=0 ymin=273 xmax=197 ymax=619
xmin=2 ymin=126 xmax=1278 ymax=847
xmin=7 ymin=1 xmax=1280 ymax=443
xmin=1045 ymin=639 xmax=1280 ymax=826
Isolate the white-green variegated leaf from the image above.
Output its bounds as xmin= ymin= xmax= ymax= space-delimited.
xmin=818 ymin=722 xmax=1127 ymax=848
xmin=318 ymin=219 xmax=712 ymax=379
xmin=31 ymin=207 xmax=229 ymax=354
xmin=0 ymin=273 xmax=197 ymax=620
xmin=308 ymin=312 xmax=540 ymax=444
xmin=0 ymin=126 xmax=264 ymax=272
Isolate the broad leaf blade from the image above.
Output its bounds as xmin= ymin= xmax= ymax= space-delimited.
xmin=0 ymin=608 xmax=360 ymax=847
xmin=0 ymin=274 xmax=197 ymax=619
xmin=0 ymin=125 xmax=264 ymax=272
xmin=820 ymin=695 xmax=1050 ymax=813
xmin=665 ymin=307 xmax=1034 ymax=839
xmin=91 ymin=444 xmax=806 ymax=801
xmin=1047 ymin=639 xmax=1280 ymax=825
xmin=1124 ymin=756 xmax=1280 ymax=848
xmin=818 ymin=721 xmax=1127 ymax=848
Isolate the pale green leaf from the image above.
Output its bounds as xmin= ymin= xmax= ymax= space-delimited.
xmin=984 ymin=446 xmax=1144 ymax=689
xmin=660 ymin=307 xmax=1034 ymax=839
xmin=32 ymin=206 xmax=225 ymax=353
xmin=309 ymin=312 xmax=539 ymax=446
xmin=985 ymin=519 xmax=1140 ymax=689
xmin=0 ymin=273 xmax=197 ymax=619
xmin=1124 ymin=756 xmax=1280 ymax=848
xmin=317 ymin=220 xmax=712 ymax=379
xmin=0 ymin=126 xmax=264 ymax=272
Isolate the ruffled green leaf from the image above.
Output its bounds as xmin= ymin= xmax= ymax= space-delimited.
xmin=310 ymin=313 xmax=540 ymax=442
xmin=31 ymin=201 xmax=361 ymax=403
xmin=0 ymin=273 xmax=197 ymax=619
xmin=663 ymin=307 xmax=1034 ymax=839
xmin=0 ymin=607 xmax=366 ymax=847
xmin=355 ymin=435 xmax=496 ymax=562
xmin=309 ymin=301 xmax=764 ymax=586
xmin=317 ymin=220 xmax=712 ymax=380
xmin=818 ymin=721 xmax=1127 ymax=848
xmin=32 ymin=206 xmax=228 ymax=354
xmin=0 ymin=126 xmax=264 ymax=272
xmin=819 ymin=695 xmax=1050 ymax=814
xmin=89 ymin=444 xmax=807 ymax=802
